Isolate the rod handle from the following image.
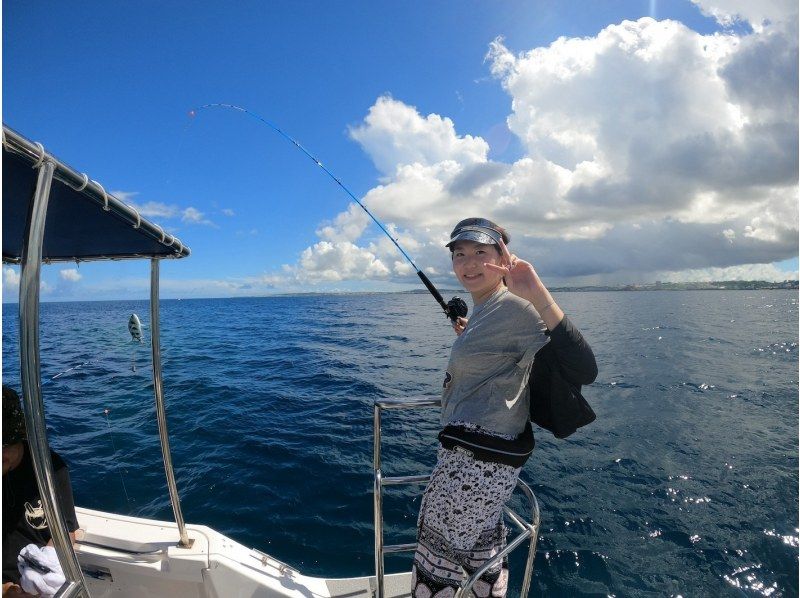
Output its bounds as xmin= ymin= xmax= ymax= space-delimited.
xmin=416 ymin=270 xmax=449 ymax=314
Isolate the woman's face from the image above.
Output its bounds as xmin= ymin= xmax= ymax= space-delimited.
xmin=2 ymin=442 xmax=24 ymax=475
xmin=451 ymin=240 xmax=503 ymax=299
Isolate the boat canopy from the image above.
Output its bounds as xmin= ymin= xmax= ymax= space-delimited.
xmin=2 ymin=125 xmax=190 ymax=264
xmin=4 ymin=123 xmax=193 ymax=598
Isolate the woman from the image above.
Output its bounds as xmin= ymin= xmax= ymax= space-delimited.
xmin=412 ymin=218 xmax=564 ymax=598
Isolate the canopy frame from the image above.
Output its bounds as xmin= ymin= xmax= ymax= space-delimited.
xmin=8 ymin=126 xmax=194 ymax=597
xmin=3 ymin=125 xmax=190 ymax=264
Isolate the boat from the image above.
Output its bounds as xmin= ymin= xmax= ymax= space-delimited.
xmin=2 ymin=124 xmax=541 ymax=597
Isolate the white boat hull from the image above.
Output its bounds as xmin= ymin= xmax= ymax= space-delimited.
xmin=75 ymin=507 xmax=411 ymax=598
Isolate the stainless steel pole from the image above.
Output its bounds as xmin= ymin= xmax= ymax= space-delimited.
xmin=373 ymin=403 xmax=384 ymax=598
xmin=519 ymin=485 xmax=541 ymax=598
xmin=150 ymin=259 xmax=192 ymax=548
xmin=19 ymin=160 xmax=89 ymax=596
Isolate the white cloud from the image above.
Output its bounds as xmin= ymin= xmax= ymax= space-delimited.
xmin=296 ymin=241 xmax=390 ymax=282
xmin=182 ymin=207 xmax=215 ymax=226
xmin=288 ymin=11 xmax=796 ymax=286
xmin=315 ymin=203 xmax=371 ymax=242
xmin=59 ymin=269 xmax=82 ymax=282
xmin=123 ymin=197 xmax=222 ymax=228
xmin=658 ymin=262 xmax=798 ymax=282
xmin=110 ymin=190 xmax=140 ymax=204
xmin=4 ymin=267 xmax=20 ymax=290
xmin=690 ymin=0 xmax=798 ymax=31
xmin=348 ymin=95 xmax=489 ymax=176
xmin=3 ymin=268 xmax=53 ymax=297
xmin=129 ymin=201 xmax=178 ymax=219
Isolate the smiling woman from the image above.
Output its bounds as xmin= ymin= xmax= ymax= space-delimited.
xmin=411 ymin=217 xmax=564 ymax=598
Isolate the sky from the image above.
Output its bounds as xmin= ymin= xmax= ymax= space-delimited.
xmin=2 ymin=0 xmax=798 ymax=301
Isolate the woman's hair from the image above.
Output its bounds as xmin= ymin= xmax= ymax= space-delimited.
xmin=3 ymin=385 xmax=27 ymax=446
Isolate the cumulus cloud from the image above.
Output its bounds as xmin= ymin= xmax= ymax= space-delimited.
xmin=658 ymin=262 xmax=798 ymax=283
xmin=316 ymin=203 xmax=371 ymax=242
xmin=348 ymin=95 xmax=489 ymax=176
xmin=59 ymin=269 xmax=82 ymax=282
xmin=2 ymin=268 xmax=55 ymax=300
xmin=4 ymin=267 xmax=20 ymax=290
xmin=222 ymin=208 xmax=235 ymax=216
xmin=690 ymin=0 xmax=798 ymax=31
xmin=295 ymin=241 xmax=390 ymax=282
xmin=287 ymin=8 xmax=797 ymax=286
xmin=182 ymin=207 xmax=215 ymax=226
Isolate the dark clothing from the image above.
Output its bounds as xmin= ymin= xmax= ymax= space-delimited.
xmin=534 ymin=315 xmax=598 ymax=386
xmin=2 ymin=448 xmax=78 ymax=584
xmin=530 ymin=315 xmax=598 ymax=438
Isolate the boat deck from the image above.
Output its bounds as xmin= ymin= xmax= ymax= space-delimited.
xmin=75 ymin=507 xmax=411 ymax=598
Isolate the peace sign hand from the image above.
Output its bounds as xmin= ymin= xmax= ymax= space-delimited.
xmin=484 ymin=238 xmax=541 ymax=302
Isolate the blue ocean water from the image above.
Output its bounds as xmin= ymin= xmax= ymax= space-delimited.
xmin=2 ymin=290 xmax=797 ymax=597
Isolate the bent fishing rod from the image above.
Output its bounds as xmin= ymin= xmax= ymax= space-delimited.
xmin=189 ymin=103 xmax=468 ymax=322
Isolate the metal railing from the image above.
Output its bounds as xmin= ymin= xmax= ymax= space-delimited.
xmin=9 ymin=128 xmax=194 ymax=598
xmin=373 ymin=397 xmax=541 ymax=598
xmin=150 ymin=259 xmax=193 ymax=548
xmin=19 ymin=159 xmax=90 ymax=598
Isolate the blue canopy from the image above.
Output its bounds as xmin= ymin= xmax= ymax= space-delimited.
xmin=2 ymin=125 xmax=190 ymax=264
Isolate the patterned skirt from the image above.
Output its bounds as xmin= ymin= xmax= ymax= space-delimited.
xmin=412 ymin=439 xmax=521 ymax=598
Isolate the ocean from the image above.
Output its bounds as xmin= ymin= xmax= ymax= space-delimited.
xmin=2 ymin=290 xmax=797 ymax=597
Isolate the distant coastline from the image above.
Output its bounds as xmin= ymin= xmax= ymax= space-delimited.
xmin=400 ymin=280 xmax=799 ymax=294
xmin=550 ymin=279 xmax=799 ymax=292
xmin=3 ymin=279 xmax=797 ymax=305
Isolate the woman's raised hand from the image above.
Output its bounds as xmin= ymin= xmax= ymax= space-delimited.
xmin=484 ymin=238 xmax=541 ymax=301
xmin=486 ymin=239 xmax=565 ymax=328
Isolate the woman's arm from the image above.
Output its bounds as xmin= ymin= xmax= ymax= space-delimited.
xmin=486 ymin=239 xmax=598 ymax=385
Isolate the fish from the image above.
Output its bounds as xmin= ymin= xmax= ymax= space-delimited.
xmin=128 ymin=313 xmax=143 ymax=342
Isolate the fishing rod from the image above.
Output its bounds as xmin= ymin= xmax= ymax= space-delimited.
xmin=188 ymin=103 xmax=468 ymax=323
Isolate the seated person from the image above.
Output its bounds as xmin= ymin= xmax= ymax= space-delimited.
xmin=3 ymin=385 xmax=78 ymax=597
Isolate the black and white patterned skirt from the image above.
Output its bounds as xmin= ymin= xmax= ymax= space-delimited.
xmin=412 ymin=433 xmax=521 ymax=598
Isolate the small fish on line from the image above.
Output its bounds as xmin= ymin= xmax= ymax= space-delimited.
xmin=128 ymin=314 xmax=143 ymax=342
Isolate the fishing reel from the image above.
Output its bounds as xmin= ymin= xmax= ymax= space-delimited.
xmin=446 ymin=296 xmax=469 ymax=323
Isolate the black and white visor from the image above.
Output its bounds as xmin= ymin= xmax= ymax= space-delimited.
xmin=445 ymin=224 xmax=503 ymax=248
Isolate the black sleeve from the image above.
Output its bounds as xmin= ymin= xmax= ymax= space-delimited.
xmin=51 ymin=452 xmax=79 ymax=533
xmin=547 ymin=315 xmax=598 ymax=385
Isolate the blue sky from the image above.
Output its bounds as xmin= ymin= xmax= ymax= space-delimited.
xmin=3 ymin=0 xmax=798 ymax=301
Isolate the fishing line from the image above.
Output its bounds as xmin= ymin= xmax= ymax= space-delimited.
xmin=42 ymin=359 xmax=93 ymax=387
xmin=39 ymin=313 xmax=148 ymax=385
xmin=188 ymin=103 xmax=468 ymax=322
xmin=103 ymin=407 xmax=134 ymax=513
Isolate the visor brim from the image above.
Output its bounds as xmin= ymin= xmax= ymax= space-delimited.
xmin=445 ymin=230 xmax=499 ymax=248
